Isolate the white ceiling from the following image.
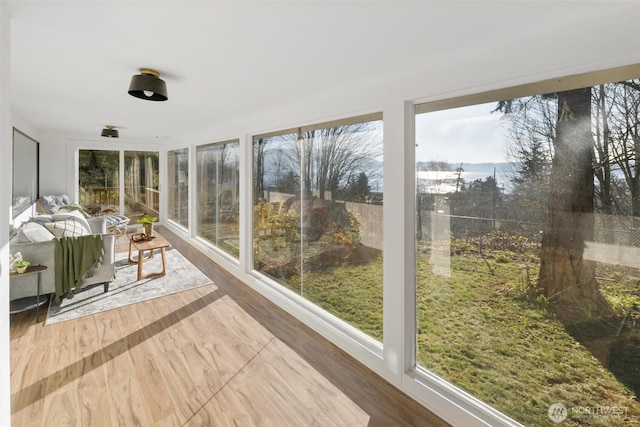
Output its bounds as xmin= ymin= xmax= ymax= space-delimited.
xmin=6 ymin=1 xmax=640 ymax=144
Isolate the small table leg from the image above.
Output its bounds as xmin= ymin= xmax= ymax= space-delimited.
xmin=137 ymin=249 xmax=144 ymax=281
xmin=136 ymin=247 xmax=167 ymax=281
xmin=128 ymin=240 xmax=135 ymax=263
xmin=127 ymin=235 xmax=170 ymax=281
xmin=129 ymin=242 xmax=155 ymax=263
xmin=36 ymin=272 xmax=41 ymax=323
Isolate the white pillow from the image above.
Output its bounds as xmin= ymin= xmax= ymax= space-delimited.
xmin=15 ymin=222 xmax=56 ymax=243
xmin=52 ymin=210 xmax=92 ymax=234
xmin=28 ymin=214 xmax=53 ymax=225
xmin=44 ymin=218 xmax=91 ymax=238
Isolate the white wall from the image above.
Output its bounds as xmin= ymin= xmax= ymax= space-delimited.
xmin=12 ymin=114 xmax=40 ymax=143
xmin=0 ymin=3 xmax=12 ymax=426
xmin=39 ymin=132 xmax=70 ymax=195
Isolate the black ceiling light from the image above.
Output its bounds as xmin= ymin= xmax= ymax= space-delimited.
xmin=101 ymin=125 xmax=119 ymax=138
xmin=128 ymin=68 xmax=168 ymax=101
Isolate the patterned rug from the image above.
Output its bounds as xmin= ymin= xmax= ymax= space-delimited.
xmin=45 ymin=247 xmax=213 ymax=325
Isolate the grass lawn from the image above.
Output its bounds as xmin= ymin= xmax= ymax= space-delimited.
xmin=268 ymin=240 xmax=640 ymax=426
xmin=416 ymin=253 xmax=640 ymax=426
xmin=297 ymin=254 xmax=384 ymax=340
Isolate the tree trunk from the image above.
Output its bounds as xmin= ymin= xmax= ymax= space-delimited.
xmin=633 ymin=131 xmax=640 ymax=224
xmin=538 ymin=88 xmax=612 ymax=324
xmin=596 ymin=85 xmax=613 ymax=214
xmin=255 ymin=138 xmax=265 ymax=203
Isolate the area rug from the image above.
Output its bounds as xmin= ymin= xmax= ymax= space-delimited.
xmin=45 ymin=247 xmax=213 ymax=325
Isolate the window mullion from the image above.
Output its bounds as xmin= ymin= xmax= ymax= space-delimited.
xmin=383 ymin=101 xmax=416 ymax=379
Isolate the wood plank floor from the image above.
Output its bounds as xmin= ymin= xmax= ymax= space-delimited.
xmin=10 ymin=227 xmax=450 ymax=427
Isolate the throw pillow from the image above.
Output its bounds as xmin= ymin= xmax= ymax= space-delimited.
xmin=39 ymin=194 xmax=70 ymax=214
xmin=44 ymin=218 xmax=91 ymax=238
xmin=15 ymin=222 xmax=56 ymax=243
xmin=52 ymin=210 xmax=92 ymax=234
xmin=28 ymin=214 xmax=53 ymax=225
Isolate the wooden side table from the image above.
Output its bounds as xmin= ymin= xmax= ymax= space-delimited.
xmin=128 ymin=234 xmax=171 ymax=281
xmin=10 ymin=265 xmax=48 ymax=323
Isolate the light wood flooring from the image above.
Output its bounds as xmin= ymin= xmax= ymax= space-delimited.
xmin=10 ymin=227 xmax=450 ymax=426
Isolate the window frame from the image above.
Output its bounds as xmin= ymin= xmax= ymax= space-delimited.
xmin=167 ymin=147 xmax=189 ymax=230
xmin=250 ymin=113 xmax=386 ymax=357
xmin=195 ymin=139 xmax=241 ymax=259
xmin=406 ymin=63 xmax=640 ymax=426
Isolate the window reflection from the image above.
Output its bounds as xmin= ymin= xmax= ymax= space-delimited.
xmin=168 ymin=148 xmax=189 ymax=228
xmin=415 ymin=80 xmax=640 ymax=425
xmin=253 ymin=114 xmax=384 ymax=341
xmin=78 ymin=150 xmax=120 ymax=214
xmin=124 ymin=151 xmax=160 ymax=223
xmin=196 ymin=141 xmax=240 ymax=257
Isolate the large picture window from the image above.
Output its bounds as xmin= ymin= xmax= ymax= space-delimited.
xmin=168 ymin=148 xmax=189 ymax=228
xmin=253 ymin=114 xmax=384 ymax=340
xmin=415 ymin=74 xmax=640 ymax=425
xmin=196 ymin=140 xmax=240 ymax=258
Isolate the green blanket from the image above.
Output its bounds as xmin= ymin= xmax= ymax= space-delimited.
xmin=53 ymin=235 xmax=104 ymax=304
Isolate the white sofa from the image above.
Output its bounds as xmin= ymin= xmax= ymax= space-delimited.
xmin=9 ymin=212 xmax=116 ymax=301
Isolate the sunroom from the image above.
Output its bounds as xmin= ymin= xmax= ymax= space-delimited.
xmin=3 ymin=2 xmax=640 ymax=426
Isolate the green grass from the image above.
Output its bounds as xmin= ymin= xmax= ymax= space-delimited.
xmin=258 ymin=239 xmax=640 ymax=426
xmin=416 ymin=254 xmax=640 ymax=426
xmin=298 ymin=255 xmax=384 ymax=339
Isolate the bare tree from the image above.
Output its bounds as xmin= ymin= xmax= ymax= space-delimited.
xmin=501 ymin=95 xmax=555 ymax=235
xmin=537 ymin=88 xmax=611 ymax=323
xmin=603 ymin=80 xmax=640 ymax=222
xmin=254 ymin=138 xmax=266 ymax=202
xmin=593 ymin=84 xmax=615 ymax=215
xmin=498 ymin=89 xmax=614 ymax=322
xmin=283 ymin=122 xmax=382 ymax=200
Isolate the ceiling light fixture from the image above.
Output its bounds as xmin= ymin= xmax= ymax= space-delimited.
xmin=101 ymin=125 xmax=119 ymax=138
xmin=128 ymin=68 xmax=168 ymax=101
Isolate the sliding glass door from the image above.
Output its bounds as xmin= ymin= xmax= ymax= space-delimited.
xmin=78 ymin=149 xmax=159 ymax=222
xmin=124 ymin=151 xmax=159 ymax=222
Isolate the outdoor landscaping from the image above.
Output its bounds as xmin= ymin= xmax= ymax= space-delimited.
xmin=247 ymin=80 xmax=640 ymax=425
xmin=269 ymin=230 xmax=640 ymax=426
xmin=250 ymin=189 xmax=640 ymax=426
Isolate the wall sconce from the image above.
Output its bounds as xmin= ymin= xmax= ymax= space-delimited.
xmin=101 ymin=125 xmax=119 ymax=138
xmin=128 ymin=68 xmax=168 ymax=101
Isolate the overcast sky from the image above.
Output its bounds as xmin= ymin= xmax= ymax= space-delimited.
xmin=415 ymin=101 xmax=510 ymax=164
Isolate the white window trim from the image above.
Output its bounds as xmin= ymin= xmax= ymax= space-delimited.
xmin=402 ymin=64 xmax=640 ymax=427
